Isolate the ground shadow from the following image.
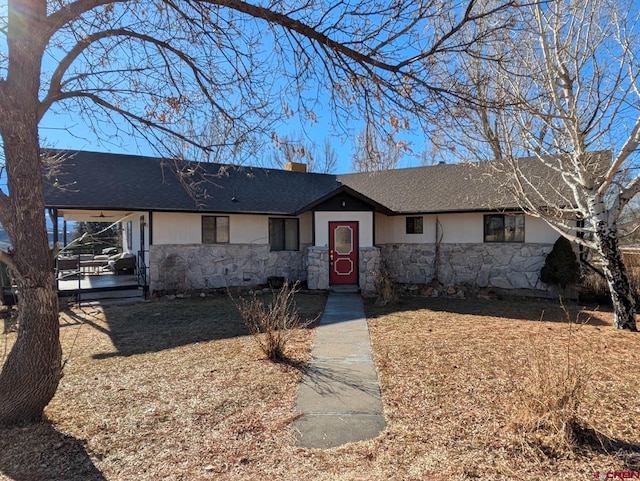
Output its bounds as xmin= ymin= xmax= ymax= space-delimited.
xmin=574 ymin=425 xmax=640 ymax=470
xmin=0 ymin=421 xmax=106 ymax=481
xmin=69 ymin=298 xmax=248 ymax=359
xmin=364 ymin=296 xmax=612 ymax=327
xmin=300 ymin=361 xmax=381 ymax=397
xmin=62 ymin=294 xmax=325 ymax=359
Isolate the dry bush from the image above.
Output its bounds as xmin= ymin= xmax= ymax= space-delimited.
xmin=510 ymin=305 xmax=594 ymax=455
xmin=233 ymin=281 xmax=311 ymax=361
xmin=580 ymin=270 xmax=610 ymax=303
xmin=581 ymin=250 xmax=640 ymax=303
xmin=623 ymin=250 xmax=640 ymax=295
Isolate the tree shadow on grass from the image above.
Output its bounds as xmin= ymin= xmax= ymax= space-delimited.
xmin=68 ymin=298 xmax=248 ymax=359
xmin=62 ymin=294 xmax=326 ymax=359
xmin=364 ymin=296 xmax=612 ymax=327
xmin=0 ymin=421 xmax=106 ymax=481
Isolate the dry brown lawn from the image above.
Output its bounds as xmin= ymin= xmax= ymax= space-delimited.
xmin=1 ymin=294 xmax=639 ymax=481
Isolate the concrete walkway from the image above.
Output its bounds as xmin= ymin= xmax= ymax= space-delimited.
xmin=292 ymin=291 xmax=386 ymax=448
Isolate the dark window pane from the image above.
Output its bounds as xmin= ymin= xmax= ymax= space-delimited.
xmin=202 ymin=216 xmax=216 ymax=244
xmin=484 ymin=214 xmax=524 ymax=242
xmin=406 ymin=216 xmax=423 ymax=234
xmin=202 ymin=216 xmax=229 ymax=244
xmin=269 ymin=218 xmax=285 ymax=251
xmin=284 ymin=219 xmax=298 ymax=250
xmin=216 ymin=216 xmax=230 ymax=243
xmin=269 ymin=218 xmax=298 ymax=251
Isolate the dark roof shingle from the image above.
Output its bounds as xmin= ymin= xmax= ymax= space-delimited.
xmin=43 ymin=150 xmax=340 ymax=215
xmin=43 ymin=150 xmax=584 ymax=214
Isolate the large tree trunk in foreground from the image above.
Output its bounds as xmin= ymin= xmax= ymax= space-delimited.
xmin=0 ymin=0 xmax=62 ymax=424
xmin=596 ymin=223 xmax=638 ymax=331
xmin=0 ymin=124 xmax=62 ymax=425
xmin=0 ymin=281 xmax=61 ymax=425
xmin=0 ymin=131 xmax=62 ymax=425
xmin=0 ymin=121 xmax=62 ymax=424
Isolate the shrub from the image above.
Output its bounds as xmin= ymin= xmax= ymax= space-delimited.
xmin=232 ymin=281 xmax=310 ymax=361
xmin=540 ymin=236 xmax=581 ymax=289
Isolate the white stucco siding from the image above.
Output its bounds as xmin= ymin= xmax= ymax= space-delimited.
xmin=153 ymin=212 xmax=203 ymax=244
xmin=375 ymin=212 xmax=559 ymax=245
xmin=299 ymin=212 xmax=313 ymax=245
xmin=525 ymin=216 xmax=560 ymax=243
xmin=229 ymin=215 xmax=269 ymax=245
xmin=314 ymin=211 xmax=374 ymax=247
xmin=152 ymin=212 xmax=310 ymax=246
xmin=375 ymin=213 xmax=482 ymax=244
xmin=439 ymin=213 xmax=484 ymax=243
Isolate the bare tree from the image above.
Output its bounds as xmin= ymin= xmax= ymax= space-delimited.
xmin=351 ymin=123 xmax=404 ymax=172
xmin=269 ymin=134 xmax=337 ymax=173
xmin=315 ymin=138 xmax=338 ymax=175
xmin=0 ymin=0 xmax=516 ymax=425
xmin=433 ymin=0 xmax=640 ymax=330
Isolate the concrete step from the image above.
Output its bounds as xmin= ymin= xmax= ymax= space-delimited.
xmin=329 ymin=285 xmax=360 ymax=294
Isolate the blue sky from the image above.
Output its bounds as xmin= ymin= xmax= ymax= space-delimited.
xmin=29 ymin=1 xmax=432 ymax=175
xmin=38 ymin=94 xmax=427 ymax=175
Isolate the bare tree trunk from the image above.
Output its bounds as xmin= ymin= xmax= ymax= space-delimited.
xmin=0 ymin=149 xmax=62 ymax=425
xmin=596 ymin=223 xmax=638 ymax=331
xmin=0 ymin=0 xmax=62 ymax=424
xmin=0 ymin=280 xmax=61 ymax=425
xmin=0 ymin=131 xmax=62 ymax=425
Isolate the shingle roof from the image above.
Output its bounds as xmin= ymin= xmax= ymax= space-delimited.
xmin=43 ymin=150 xmax=341 ymax=215
xmin=337 ymin=162 xmax=513 ymax=213
xmin=338 ymin=153 xmax=593 ymax=213
xmin=43 ymin=150 xmax=582 ymax=215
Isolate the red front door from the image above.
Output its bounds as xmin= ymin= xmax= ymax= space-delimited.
xmin=329 ymin=222 xmax=359 ymax=285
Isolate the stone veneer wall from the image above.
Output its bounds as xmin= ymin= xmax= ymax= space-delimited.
xmin=359 ymin=247 xmax=381 ymax=296
xmin=150 ymin=242 xmax=550 ymax=295
xmin=150 ymin=244 xmax=307 ymax=293
xmin=379 ymin=243 xmax=553 ymax=291
xmin=306 ymin=246 xmax=329 ymax=290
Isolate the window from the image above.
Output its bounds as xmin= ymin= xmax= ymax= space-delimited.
xmin=269 ymin=218 xmax=299 ymax=251
xmin=202 ymin=216 xmax=229 ymax=243
xmin=406 ymin=216 xmax=423 ymax=234
xmin=484 ymin=214 xmax=524 ymax=242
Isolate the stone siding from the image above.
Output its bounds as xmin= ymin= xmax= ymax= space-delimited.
xmin=379 ymin=243 xmax=553 ymax=291
xmin=359 ymin=247 xmax=381 ymax=296
xmin=149 ymin=242 xmax=553 ymax=295
xmin=306 ymin=246 xmax=330 ymax=290
xmin=150 ymin=244 xmax=307 ymax=293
